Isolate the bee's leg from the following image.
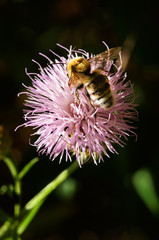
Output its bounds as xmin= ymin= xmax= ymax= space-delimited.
xmin=74 ymin=89 xmax=80 ymax=104
xmin=74 ymin=84 xmax=83 ymax=105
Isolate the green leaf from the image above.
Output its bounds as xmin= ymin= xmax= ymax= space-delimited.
xmin=2 ymin=157 xmax=17 ymax=179
xmin=18 ymin=157 xmax=39 ymax=180
xmin=0 ymin=160 xmax=79 ymax=238
xmin=0 ymin=220 xmax=12 ymax=238
xmin=25 ymin=160 xmax=79 ymax=210
xmin=132 ymin=168 xmax=159 ymax=215
xmin=17 ymin=200 xmax=44 ymax=235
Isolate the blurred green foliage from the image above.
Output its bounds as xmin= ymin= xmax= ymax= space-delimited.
xmin=55 ymin=178 xmax=79 ymax=201
xmin=132 ymin=169 xmax=159 ymax=215
xmin=0 ymin=0 xmax=159 ymax=239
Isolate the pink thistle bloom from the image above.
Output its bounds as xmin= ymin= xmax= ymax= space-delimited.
xmin=18 ymin=43 xmax=137 ymax=166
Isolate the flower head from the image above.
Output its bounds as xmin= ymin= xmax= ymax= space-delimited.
xmin=18 ymin=43 xmax=137 ymax=166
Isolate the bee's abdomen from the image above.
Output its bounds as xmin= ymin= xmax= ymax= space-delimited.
xmin=86 ymin=73 xmax=114 ymax=109
xmin=100 ymin=95 xmax=114 ymax=109
xmin=92 ymin=82 xmax=110 ymax=96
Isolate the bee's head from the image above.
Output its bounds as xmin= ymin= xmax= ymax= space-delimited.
xmin=67 ymin=57 xmax=90 ymax=77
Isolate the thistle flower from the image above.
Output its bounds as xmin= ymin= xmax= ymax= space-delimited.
xmin=18 ymin=43 xmax=137 ymax=166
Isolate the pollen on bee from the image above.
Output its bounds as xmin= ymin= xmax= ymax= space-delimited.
xmin=67 ymin=57 xmax=90 ymax=74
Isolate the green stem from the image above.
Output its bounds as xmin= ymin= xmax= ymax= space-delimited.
xmin=18 ymin=157 xmax=39 ymax=180
xmin=0 ymin=160 xmax=79 ymax=238
xmin=15 ymin=160 xmax=79 ymax=236
xmin=2 ymin=157 xmax=17 ymax=179
xmin=0 ymin=220 xmax=12 ymax=239
xmin=2 ymin=157 xmax=21 ymax=217
xmin=14 ymin=177 xmax=21 ymax=217
xmin=25 ymin=160 xmax=79 ymax=210
xmin=17 ymin=200 xmax=44 ymax=235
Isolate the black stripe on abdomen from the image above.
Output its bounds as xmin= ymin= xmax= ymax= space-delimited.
xmin=91 ymin=82 xmax=110 ymax=96
xmin=102 ymin=95 xmax=114 ymax=109
xmin=87 ymin=74 xmax=106 ymax=89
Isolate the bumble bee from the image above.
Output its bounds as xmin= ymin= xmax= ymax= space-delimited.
xmin=67 ymin=47 xmax=121 ymax=110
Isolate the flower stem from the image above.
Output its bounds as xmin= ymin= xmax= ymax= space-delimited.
xmin=2 ymin=157 xmax=21 ymax=217
xmin=17 ymin=200 xmax=44 ymax=235
xmin=14 ymin=177 xmax=21 ymax=217
xmin=25 ymin=160 xmax=79 ymax=210
xmin=0 ymin=160 xmax=79 ymax=238
xmin=16 ymin=160 xmax=79 ymax=235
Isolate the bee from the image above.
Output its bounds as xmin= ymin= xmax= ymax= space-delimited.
xmin=67 ymin=47 xmax=121 ymax=110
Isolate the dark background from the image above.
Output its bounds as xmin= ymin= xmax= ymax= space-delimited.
xmin=0 ymin=0 xmax=159 ymax=239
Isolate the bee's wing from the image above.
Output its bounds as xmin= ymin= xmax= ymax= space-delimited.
xmin=88 ymin=47 xmax=122 ymax=72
